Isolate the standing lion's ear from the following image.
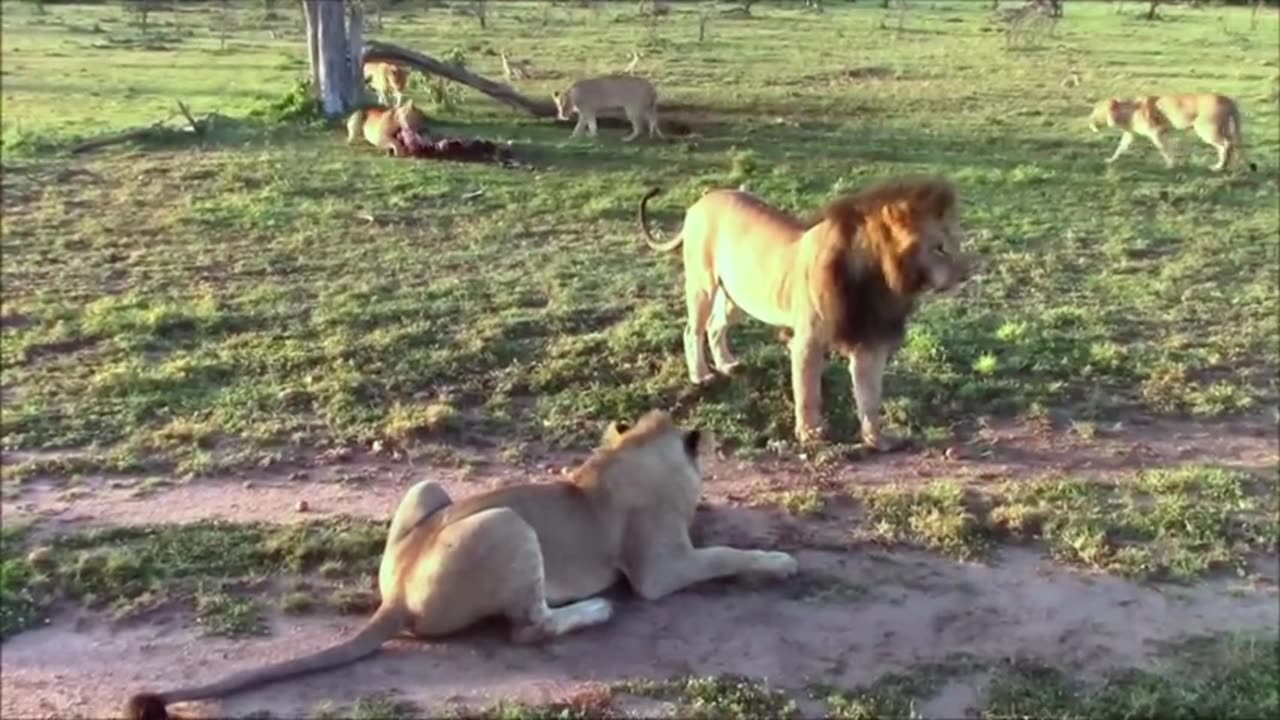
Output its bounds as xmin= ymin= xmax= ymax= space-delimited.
xmin=880 ymin=201 xmax=912 ymax=230
xmin=683 ymin=430 xmax=701 ymax=459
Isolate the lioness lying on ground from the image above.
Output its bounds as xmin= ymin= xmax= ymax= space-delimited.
xmin=1088 ymin=93 xmax=1251 ymax=172
xmin=552 ymin=74 xmax=663 ymax=142
xmin=345 ymin=100 xmax=427 ymax=157
xmin=124 ymin=410 xmax=797 ymax=720
xmin=639 ymin=179 xmax=973 ymax=449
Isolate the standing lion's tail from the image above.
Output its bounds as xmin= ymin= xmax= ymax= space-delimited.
xmin=639 ymin=187 xmax=684 ymax=252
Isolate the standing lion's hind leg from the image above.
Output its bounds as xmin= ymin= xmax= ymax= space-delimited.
xmin=707 ymin=287 xmax=742 ymax=374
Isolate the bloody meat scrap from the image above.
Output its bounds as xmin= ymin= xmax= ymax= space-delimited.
xmin=393 ymin=127 xmax=524 ymax=168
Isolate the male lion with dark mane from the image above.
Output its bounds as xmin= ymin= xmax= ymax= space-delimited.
xmin=639 ymin=178 xmax=973 ymax=449
xmin=123 ymin=410 xmax=797 ymax=720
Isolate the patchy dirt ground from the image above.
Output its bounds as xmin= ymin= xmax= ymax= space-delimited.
xmin=2 ymin=416 xmax=1278 ymax=719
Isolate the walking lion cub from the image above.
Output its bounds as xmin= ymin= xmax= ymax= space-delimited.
xmin=552 ymin=74 xmax=664 ymax=142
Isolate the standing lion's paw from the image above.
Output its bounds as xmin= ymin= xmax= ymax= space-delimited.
xmin=862 ymin=428 xmax=905 ymax=453
xmin=757 ymin=551 xmax=799 ymax=578
xmin=794 ymin=423 xmax=826 ymax=445
xmin=690 ymin=370 xmax=717 ymax=385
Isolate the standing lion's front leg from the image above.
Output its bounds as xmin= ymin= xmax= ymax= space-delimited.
xmin=849 ymin=344 xmax=899 ymax=451
xmin=789 ymin=334 xmax=826 ymax=443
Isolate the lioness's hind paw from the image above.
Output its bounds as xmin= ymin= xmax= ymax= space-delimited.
xmin=759 ymin=551 xmax=799 ymax=578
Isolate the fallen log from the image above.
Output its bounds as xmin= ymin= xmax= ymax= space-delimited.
xmin=363 ymin=40 xmax=556 ymax=116
xmin=361 ymin=40 xmax=696 ymax=136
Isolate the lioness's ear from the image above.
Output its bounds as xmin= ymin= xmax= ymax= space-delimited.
xmin=602 ymin=420 xmax=630 ymax=446
xmin=683 ymin=430 xmax=701 ymax=459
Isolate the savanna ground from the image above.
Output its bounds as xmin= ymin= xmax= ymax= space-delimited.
xmin=2 ymin=0 xmax=1279 ymax=717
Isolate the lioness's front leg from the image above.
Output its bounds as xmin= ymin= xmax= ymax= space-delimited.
xmin=850 ymin=343 xmax=898 ymax=451
xmin=1143 ymin=130 xmax=1176 ymax=169
xmin=629 ymin=545 xmax=798 ymax=601
xmin=1105 ymin=131 xmax=1134 ymax=164
xmin=622 ymin=106 xmax=643 ymax=142
xmin=789 ymin=334 xmax=826 ymax=442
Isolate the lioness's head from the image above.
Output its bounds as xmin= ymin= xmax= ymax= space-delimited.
xmin=600 ymin=410 xmax=702 ymax=467
xmin=1088 ymin=98 xmax=1122 ymax=133
xmin=551 ymin=90 xmax=573 ymax=121
xmin=393 ymin=100 xmax=426 ymax=132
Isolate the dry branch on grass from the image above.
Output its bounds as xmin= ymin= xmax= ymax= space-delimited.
xmin=69 ymin=101 xmax=208 ymax=155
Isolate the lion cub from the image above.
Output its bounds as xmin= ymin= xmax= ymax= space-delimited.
xmin=1088 ymin=93 xmax=1248 ymax=171
xmin=363 ymin=60 xmax=410 ymax=107
xmin=346 ymin=101 xmax=427 ymax=157
xmin=552 ymin=74 xmax=663 ymax=142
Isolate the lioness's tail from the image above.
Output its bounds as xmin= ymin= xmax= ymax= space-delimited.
xmin=124 ymin=604 xmax=405 ymax=720
xmin=1226 ymin=103 xmax=1257 ymax=173
xmin=639 ymin=187 xmax=684 ymax=253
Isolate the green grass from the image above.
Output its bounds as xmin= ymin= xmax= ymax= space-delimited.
xmin=812 ymin=657 xmax=979 ymax=720
xmin=193 ymin=588 xmax=265 ymax=637
xmin=0 ymin=464 xmax=1269 ymax=640
xmin=313 ymin=693 xmax=419 ymax=720
xmin=617 ymin=675 xmax=798 ymax=719
xmin=503 ymin=634 xmax=1279 ymax=720
xmin=980 ymin=632 xmax=1279 ymax=720
xmin=0 ymin=516 xmax=383 ymax=639
xmin=808 ymin=632 xmax=1278 ymax=720
xmin=1 ymin=1 xmax=1276 ymax=474
xmin=857 ymin=465 xmax=1277 ymax=580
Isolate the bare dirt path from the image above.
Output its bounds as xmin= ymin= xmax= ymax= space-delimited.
xmin=3 ymin=547 xmax=1275 ymax=719
xmin=4 ymin=416 xmax=1275 ymax=533
xmin=1 ymin=416 xmax=1277 ymax=719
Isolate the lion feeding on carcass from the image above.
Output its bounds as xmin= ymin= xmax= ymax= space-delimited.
xmin=639 ymin=177 xmax=974 ymax=449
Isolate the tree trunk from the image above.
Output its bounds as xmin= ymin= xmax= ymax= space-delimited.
xmin=346 ymin=1 xmax=365 ymax=108
xmin=1146 ymin=0 xmax=1160 ymax=21
xmin=308 ymin=0 xmax=354 ymax=116
xmin=364 ymin=40 xmax=558 ymax=116
xmin=302 ymin=0 xmax=320 ymax=89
